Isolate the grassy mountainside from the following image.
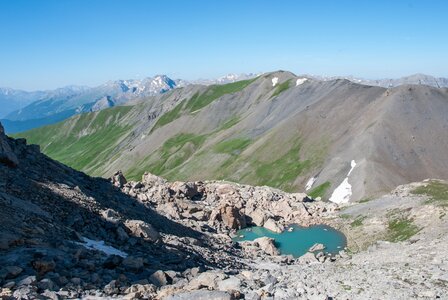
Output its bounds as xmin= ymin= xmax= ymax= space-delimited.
xmin=17 ymin=106 xmax=134 ymax=175
xmin=16 ymin=71 xmax=448 ymax=201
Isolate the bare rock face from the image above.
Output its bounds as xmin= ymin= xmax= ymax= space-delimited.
xmin=111 ymin=171 xmax=127 ymax=188
xmin=0 ymin=122 xmax=19 ymax=167
xmin=254 ymin=237 xmax=280 ymax=256
xmin=124 ymin=220 xmax=160 ymax=242
xmin=219 ymin=205 xmax=247 ymax=230
xmin=170 ymin=181 xmax=203 ymax=199
xmin=142 ymin=171 xmax=167 ymax=186
xmin=263 ymin=218 xmax=284 ymax=233
xmin=308 ymin=243 xmax=325 ymax=252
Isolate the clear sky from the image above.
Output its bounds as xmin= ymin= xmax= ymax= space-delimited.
xmin=1 ymin=0 xmax=447 ymax=90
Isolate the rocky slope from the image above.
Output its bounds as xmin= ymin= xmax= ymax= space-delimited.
xmin=17 ymin=71 xmax=448 ymax=203
xmin=2 ymin=120 xmax=448 ymax=299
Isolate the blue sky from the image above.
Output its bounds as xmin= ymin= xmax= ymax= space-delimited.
xmin=1 ymin=0 xmax=447 ymax=90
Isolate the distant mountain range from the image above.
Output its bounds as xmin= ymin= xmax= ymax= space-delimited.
xmin=311 ymin=73 xmax=448 ymax=88
xmin=2 ymin=72 xmax=447 ymax=133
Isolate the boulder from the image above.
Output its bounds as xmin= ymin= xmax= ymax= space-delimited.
xmin=308 ymin=243 xmax=325 ymax=252
xmin=116 ymin=226 xmax=129 ymax=241
xmin=32 ymin=259 xmax=56 ymax=275
xmin=247 ymin=208 xmax=267 ymax=226
xmin=298 ymin=252 xmax=319 ymax=264
xmin=101 ymin=209 xmax=121 ymax=224
xmin=103 ymin=255 xmax=123 ymax=269
xmin=37 ymin=278 xmax=56 ymax=291
xmin=165 ymin=290 xmax=234 ymax=300
xmin=187 ymin=270 xmax=227 ymax=290
xmin=124 ymin=284 xmax=157 ymax=299
xmin=158 ymin=202 xmax=181 ymax=219
xmin=219 ymin=205 xmax=246 ymax=229
xmin=0 ymin=122 xmax=19 ymax=167
xmin=170 ymin=181 xmax=202 ymax=199
xmin=18 ymin=276 xmax=37 ymax=286
xmin=263 ymin=218 xmax=283 ymax=233
xmin=111 ymin=171 xmax=127 ymax=188
xmin=142 ymin=172 xmax=167 ymax=186
xmin=124 ymin=220 xmax=160 ymax=242
xmin=2 ymin=266 xmax=23 ymax=279
xmin=122 ymin=256 xmax=144 ymax=271
xmin=149 ymin=270 xmax=169 ymax=287
xmin=217 ymin=276 xmax=242 ymax=292
xmin=254 ymin=237 xmax=280 ymax=256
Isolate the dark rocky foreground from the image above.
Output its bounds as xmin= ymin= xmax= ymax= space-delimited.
xmin=1 ymin=120 xmax=448 ymax=299
xmin=0 ymin=120 xmax=335 ymax=299
xmin=0 ymin=121 xmax=245 ymax=299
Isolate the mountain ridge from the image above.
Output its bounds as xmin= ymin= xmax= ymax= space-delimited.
xmin=16 ymin=71 xmax=448 ymax=203
xmin=3 ymin=72 xmax=448 ymax=133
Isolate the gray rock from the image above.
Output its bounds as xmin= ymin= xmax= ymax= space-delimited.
xmin=116 ymin=226 xmax=129 ymax=241
xmin=37 ymin=278 xmax=56 ymax=291
xmin=70 ymin=277 xmax=82 ymax=285
xmin=219 ymin=205 xmax=246 ymax=229
xmin=101 ymin=209 xmax=121 ymax=224
xmin=12 ymin=285 xmax=38 ymax=299
xmin=103 ymin=255 xmax=123 ymax=269
xmin=18 ymin=276 xmax=37 ymax=286
xmin=3 ymin=266 xmax=23 ymax=279
xmin=308 ymin=243 xmax=325 ymax=252
xmin=111 ymin=170 xmax=127 ymax=188
xmin=263 ymin=218 xmax=283 ymax=233
xmin=149 ymin=270 xmax=169 ymax=287
xmin=142 ymin=172 xmax=167 ymax=186
xmin=0 ymin=122 xmax=19 ymax=167
xmin=104 ymin=280 xmax=119 ymax=295
xmin=124 ymin=219 xmax=160 ymax=242
xmin=298 ymin=252 xmax=319 ymax=264
xmin=122 ymin=256 xmax=144 ymax=271
xmin=254 ymin=237 xmax=280 ymax=256
xmin=217 ymin=276 xmax=242 ymax=291
xmin=32 ymin=259 xmax=56 ymax=274
xmin=3 ymin=281 xmax=15 ymax=289
xmin=188 ymin=270 xmax=227 ymax=290
xmin=165 ymin=290 xmax=234 ymax=300
xmin=41 ymin=290 xmax=60 ymax=300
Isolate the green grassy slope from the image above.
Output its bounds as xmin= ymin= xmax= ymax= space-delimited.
xmin=152 ymin=78 xmax=257 ymax=131
xmin=15 ymin=75 xmax=328 ymax=193
xmin=15 ymin=106 xmax=133 ymax=175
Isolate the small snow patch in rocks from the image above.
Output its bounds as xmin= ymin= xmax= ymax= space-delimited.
xmin=305 ymin=177 xmax=316 ymax=191
xmin=296 ymin=78 xmax=308 ymax=86
xmin=272 ymin=77 xmax=279 ymax=87
xmin=77 ymin=237 xmax=128 ymax=258
xmin=329 ymin=160 xmax=357 ymax=204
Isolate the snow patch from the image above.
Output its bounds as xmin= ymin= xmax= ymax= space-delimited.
xmin=296 ymin=78 xmax=308 ymax=86
xmin=329 ymin=160 xmax=357 ymax=204
xmin=272 ymin=77 xmax=279 ymax=87
xmin=77 ymin=237 xmax=128 ymax=258
xmin=305 ymin=177 xmax=316 ymax=191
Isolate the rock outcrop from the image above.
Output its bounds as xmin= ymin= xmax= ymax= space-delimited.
xmin=0 ymin=122 xmax=18 ymax=167
xmin=119 ymin=172 xmax=338 ymax=235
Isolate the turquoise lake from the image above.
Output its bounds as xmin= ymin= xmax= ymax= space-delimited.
xmin=232 ymin=224 xmax=347 ymax=257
